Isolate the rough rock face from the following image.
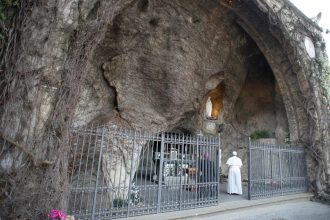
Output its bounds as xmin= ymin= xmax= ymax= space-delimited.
xmin=102 ymin=132 xmax=146 ymax=199
xmin=72 ymin=0 xmax=289 ymax=178
xmin=76 ymin=0 xmax=244 ymax=131
xmin=0 ymin=0 xmax=329 ymax=219
xmin=74 ymin=0 xmax=329 ymax=190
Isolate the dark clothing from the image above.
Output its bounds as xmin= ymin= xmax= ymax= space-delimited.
xmin=198 ymin=159 xmax=218 ymax=198
xmin=198 ymin=160 xmax=217 ymax=183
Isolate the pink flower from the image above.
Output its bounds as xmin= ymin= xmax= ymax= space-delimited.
xmin=48 ymin=210 xmax=67 ymax=220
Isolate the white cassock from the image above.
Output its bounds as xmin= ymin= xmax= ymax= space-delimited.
xmin=226 ymin=156 xmax=243 ymax=194
xmin=206 ymin=97 xmax=212 ymax=118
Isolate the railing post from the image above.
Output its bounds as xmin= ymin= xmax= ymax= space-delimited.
xmin=179 ymin=134 xmax=184 ymax=210
xmin=156 ymin=132 xmax=165 ymax=213
xmin=279 ymin=145 xmax=283 ymax=195
xmin=248 ymin=137 xmax=251 ymax=200
xmin=127 ymin=129 xmax=137 ymax=218
xmin=195 ymin=134 xmax=200 ymax=201
xmin=217 ymin=133 xmax=221 ymax=205
xmin=91 ymin=126 xmax=106 ymax=220
xmin=303 ymin=151 xmax=307 ymax=191
xmin=263 ymin=142 xmax=266 ymax=197
xmin=270 ymin=145 xmax=273 ymax=196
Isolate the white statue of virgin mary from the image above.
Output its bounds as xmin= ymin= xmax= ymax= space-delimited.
xmin=206 ymin=96 xmax=212 ymax=119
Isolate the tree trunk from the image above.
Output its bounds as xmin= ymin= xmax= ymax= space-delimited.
xmin=0 ymin=1 xmax=134 ymax=219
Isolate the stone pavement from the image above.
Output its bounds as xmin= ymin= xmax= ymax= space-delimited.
xmin=129 ymin=193 xmax=328 ymax=220
xmin=188 ymin=200 xmax=330 ymax=220
xmin=218 ymin=181 xmax=248 ymax=202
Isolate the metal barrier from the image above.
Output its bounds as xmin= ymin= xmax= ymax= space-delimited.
xmin=248 ymin=139 xmax=307 ymax=199
xmin=68 ymin=125 xmax=220 ymax=219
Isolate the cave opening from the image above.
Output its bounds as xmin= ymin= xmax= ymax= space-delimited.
xmin=231 ymin=39 xmax=289 ymax=144
xmin=83 ymin=0 xmax=292 ymax=188
xmin=80 ymin=0 xmax=294 ymax=180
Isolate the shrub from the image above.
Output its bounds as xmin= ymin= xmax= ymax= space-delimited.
xmin=112 ymin=198 xmax=128 ymax=208
xmin=250 ymin=130 xmax=270 ymax=139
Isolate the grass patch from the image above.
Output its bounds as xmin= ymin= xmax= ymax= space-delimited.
xmin=250 ymin=130 xmax=270 ymax=140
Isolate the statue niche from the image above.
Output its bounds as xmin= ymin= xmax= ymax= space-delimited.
xmin=206 ymin=96 xmax=213 ymax=119
xmin=205 ymin=83 xmax=225 ymax=120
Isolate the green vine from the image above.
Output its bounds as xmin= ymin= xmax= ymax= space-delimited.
xmin=0 ymin=0 xmax=19 ymax=38
xmin=0 ymin=0 xmax=19 ymax=18
xmin=320 ymin=57 xmax=330 ymax=98
xmin=316 ymin=38 xmax=330 ymax=100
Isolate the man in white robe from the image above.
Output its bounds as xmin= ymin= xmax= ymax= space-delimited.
xmin=226 ymin=151 xmax=243 ymax=195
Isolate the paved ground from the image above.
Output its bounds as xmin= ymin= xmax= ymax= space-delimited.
xmin=130 ymin=193 xmax=328 ymax=220
xmin=189 ymin=200 xmax=330 ymax=220
xmin=218 ymin=182 xmax=248 ymax=202
xmin=134 ymin=179 xmax=248 ymax=205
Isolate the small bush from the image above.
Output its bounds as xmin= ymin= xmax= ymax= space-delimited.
xmin=0 ymin=0 xmax=19 ymax=21
xmin=312 ymin=193 xmax=330 ymax=205
xmin=112 ymin=198 xmax=128 ymax=208
xmin=220 ymin=174 xmax=228 ymax=179
xmin=250 ymin=130 xmax=270 ymax=139
xmin=325 ymin=186 xmax=330 ymax=194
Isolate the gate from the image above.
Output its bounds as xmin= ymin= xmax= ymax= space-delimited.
xmin=248 ymin=139 xmax=307 ymax=199
xmin=68 ymin=125 xmax=220 ymax=219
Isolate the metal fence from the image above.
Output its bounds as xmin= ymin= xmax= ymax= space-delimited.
xmin=68 ymin=125 xmax=220 ymax=219
xmin=248 ymin=139 xmax=307 ymax=199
